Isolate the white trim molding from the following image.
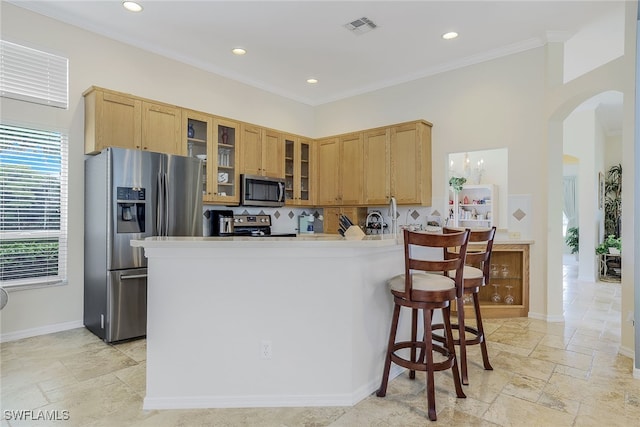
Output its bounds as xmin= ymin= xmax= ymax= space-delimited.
xmin=0 ymin=320 xmax=83 ymax=343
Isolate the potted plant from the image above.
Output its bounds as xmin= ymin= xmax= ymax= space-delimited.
xmin=565 ymin=227 xmax=579 ymax=254
xmin=595 ymin=234 xmax=621 ymax=255
xmin=449 ymin=176 xmax=467 ymax=193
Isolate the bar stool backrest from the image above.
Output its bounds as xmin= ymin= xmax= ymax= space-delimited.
xmin=443 ymin=226 xmax=497 ymax=283
xmin=402 ymin=228 xmax=471 ymax=299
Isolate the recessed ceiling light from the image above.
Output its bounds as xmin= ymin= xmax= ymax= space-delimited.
xmin=306 ymin=78 xmax=318 ymax=84
xmin=442 ymin=31 xmax=459 ymax=40
xmin=122 ymin=1 xmax=143 ymax=12
xmin=232 ymin=48 xmax=247 ymax=55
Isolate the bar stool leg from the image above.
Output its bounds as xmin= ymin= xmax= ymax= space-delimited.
xmin=473 ymin=292 xmax=493 ymax=370
xmin=443 ymin=305 xmax=466 ymax=399
xmin=457 ymin=296 xmax=469 ymax=385
xmin=377 ymin=303 xmax=401 ymax=397
xmin=422 ymin=307 xmax=437 ymax=421
xmin=409 ymin=308 xmax=418 ymax=379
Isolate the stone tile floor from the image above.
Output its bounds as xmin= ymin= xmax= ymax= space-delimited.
xmin=1 ymin=262 xmax=638 ymax=426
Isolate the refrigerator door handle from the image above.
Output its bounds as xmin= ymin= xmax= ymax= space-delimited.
xmin=120 ymin=273 xmax=148 ymax=280
xmin=156 ymin=171 xmax=164 ymax=236
xmin=163 ymin=172 xmax=170 ymax=236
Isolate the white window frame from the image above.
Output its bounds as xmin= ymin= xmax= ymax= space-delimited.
xmin=0 ymin=124 xmax=69 ymax=289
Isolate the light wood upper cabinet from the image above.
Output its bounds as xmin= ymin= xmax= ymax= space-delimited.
xmin=142 ymin=101 xmax=182 ymax=155
xmin=364 ymin=128 xmax=391 ymax=205
xmin=240 ymin=125 xmax=284 ymax=178
xmin=317 ymin=134 xmax=364 ymax=206
xmin=84 ymin=87 xmax=181 ymax=155
xmin=285 ymin=135 xmax=314 ymax=206
xmin=316 ymin=137 xmax=340 ymax=205
xmin=339 ymin=133 xmax=364 ymax=205
xmin=262 ymin=129 xmax=285 ymax=178
xmin=84 ymin=87 xmax=142 ymax=154
xmin=390 ymin=121 xmax=432 ymax=205
xmin=240 ymin=124 xmax=262 ymax=175
xmin=84 ymin=87 xmax=434 ymax=208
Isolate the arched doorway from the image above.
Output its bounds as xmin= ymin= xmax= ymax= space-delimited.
xmin=547 ymin=90 xmax=623 ymax=323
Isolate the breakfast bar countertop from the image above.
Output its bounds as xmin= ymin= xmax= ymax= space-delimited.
xmin=133 ymin=232 xmax=408 ymax=411
xmin=130 ymin=233 xmax=401 ymax=249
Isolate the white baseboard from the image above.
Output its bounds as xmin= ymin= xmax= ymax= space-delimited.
xmin=0 ymin=320 xmax=83 ymax=343
xmin=619 ymin=345 xmax=635 ymax=359
xmin=528 ymin=312 xmax=565 ymax=323
xmin=144 ymin=365 xmax=407 ymax=411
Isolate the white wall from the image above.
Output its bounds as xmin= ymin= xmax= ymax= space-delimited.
xmin=0 ymin=3 xmax=315 ymax=338
xmin=564 ymin=4 xmax=625 ymax=83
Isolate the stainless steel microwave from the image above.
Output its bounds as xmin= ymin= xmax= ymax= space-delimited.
xmin=240 ymin=174 xmax=286 ymax=207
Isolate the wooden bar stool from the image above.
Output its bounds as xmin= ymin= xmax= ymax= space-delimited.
xmin=377 ymin=228 xmax=470 ymax=421
xmin=433 ymin=226 xmax=497 ymax=385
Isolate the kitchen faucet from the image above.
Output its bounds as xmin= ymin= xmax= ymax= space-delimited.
xmin=388 ymin=196 xmax=398 ymax=235
xmin=365 ymin=211 xmax=384 ymax=234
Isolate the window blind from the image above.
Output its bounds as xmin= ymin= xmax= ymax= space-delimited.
xmin=0 ymin=40 xmax=69 ymax=109
xmin=0 ymin=124 xmax=68 ymax=288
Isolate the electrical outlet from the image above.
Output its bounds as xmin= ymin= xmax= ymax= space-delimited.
xmin=260 ymin=340 xmax=272 ymax=360
xmin=509 ymin=232 xmax=521 ymax=240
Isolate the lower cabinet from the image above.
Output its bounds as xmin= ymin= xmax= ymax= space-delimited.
xmin=323 ymin=207 xmax=368 ymax=235
xmin=459 ymin=243 xmax=530 ymax=318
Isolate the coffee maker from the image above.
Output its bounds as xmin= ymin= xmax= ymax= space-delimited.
xmin=207 ymin=209 xmax=235 ymax=236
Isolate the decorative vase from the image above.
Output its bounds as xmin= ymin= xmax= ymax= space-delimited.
xmin=187 ymin=124 xmax=195 ymax=138
xmin=221 ymin=128 xmax=229 ymax=145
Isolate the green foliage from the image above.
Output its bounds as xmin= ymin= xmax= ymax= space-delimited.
xmin=603 ymin=164 xmax=622 ymax=238
xmin=595 ymin=235 xmax=621 ymax=255
xmin=565 ymin=227 xmax=579 ymax=254
xmin=0 ymin=239 xmax=59 ymax=281
xmin=449 ymin=176 xmax=467 ymax=193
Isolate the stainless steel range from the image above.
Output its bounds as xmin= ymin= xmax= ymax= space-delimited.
xmin=233 ymin=214 xmax=296 ymax=237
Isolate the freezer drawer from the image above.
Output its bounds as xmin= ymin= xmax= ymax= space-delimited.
xmin=107 ymin=268 xmax=147 ymax=342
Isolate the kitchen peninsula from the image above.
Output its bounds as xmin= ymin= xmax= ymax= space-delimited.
xmin=131 ymin=235 xmax=411 ymax=410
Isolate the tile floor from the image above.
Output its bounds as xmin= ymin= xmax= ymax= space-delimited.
xmin=1 ymin=262 xmax=638 ymax=426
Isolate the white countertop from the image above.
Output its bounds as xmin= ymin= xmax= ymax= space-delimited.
xmin=131 ymin=233 xmax=401 ymax=249
xmin=131 ymin=233 xmax=532 ymax=250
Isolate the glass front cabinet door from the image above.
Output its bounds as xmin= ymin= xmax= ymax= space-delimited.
xmin=285 ymin=136 xmax=313 ymax=206
xmin=212 ymin=118 xmax=240 ymax=205
xmin=182 ymin=110 xmax=212 ymax=198
xmin=458 ymin=243 xmax=530 ymax=318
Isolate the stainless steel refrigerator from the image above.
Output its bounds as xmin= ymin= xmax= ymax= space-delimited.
xmin=84 ymin=147 xmax=203 ymax=342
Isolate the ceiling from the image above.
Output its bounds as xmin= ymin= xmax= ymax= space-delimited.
xmin=8 ymin=1 xmax=624 ymax=106
xmin=5 ymin=0 xmax=626 ymax=135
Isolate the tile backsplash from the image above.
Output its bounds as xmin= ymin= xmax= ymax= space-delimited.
xmin=203 ymin=194 xmax=533 ymax=238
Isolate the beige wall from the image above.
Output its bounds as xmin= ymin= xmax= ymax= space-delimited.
xmin=0 ymin=3 xmax=315 ymax=338
xmin=315 ymin=48 xmax=549 ymax=318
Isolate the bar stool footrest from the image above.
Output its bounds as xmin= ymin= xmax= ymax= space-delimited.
xmin=389 ymin=341 xmax=456 ymax=372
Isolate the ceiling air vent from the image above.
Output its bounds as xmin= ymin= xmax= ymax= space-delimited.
xmin=344 ymin=17 xmax=377 ymax=35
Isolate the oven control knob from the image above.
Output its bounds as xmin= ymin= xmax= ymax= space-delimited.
xmin=260 ymin=218 xmax=267 ymax=223
xmin=236 ymin=218 xmax=243 ymax=223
